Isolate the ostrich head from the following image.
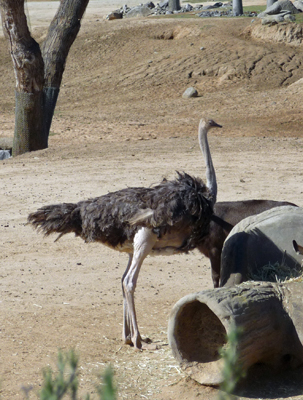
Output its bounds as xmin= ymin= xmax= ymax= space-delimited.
xmin=200 ymin=118 xmax=222 ymax=130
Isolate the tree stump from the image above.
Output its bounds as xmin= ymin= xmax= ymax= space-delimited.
xmin=233 ymin=0 xmax=243 ymax=16
xmin=168 ymin=0 xmax=181 ymax=11
xmin=168 ymin=281 xmax=303 ymax=386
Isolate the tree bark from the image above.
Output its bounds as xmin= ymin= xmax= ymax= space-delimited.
xmin=0 ymin=0 xmax=89 ymax=156
xmin=13 ymin=91 xmax=45 ymax=155
xmin=233 ymin=0 xmax=243 ymax=16
xmin=0 ymin=0 xmax=45 ymax=155
xmin=41 ymin=0 xmax=89 ymax=139
xmin=42 ymin=0 xmax=89 ymax=88
xmin=168 ymin=281 xmax=303 ymax=386
xmin=168 ymin=0 xmax=181 ymax=12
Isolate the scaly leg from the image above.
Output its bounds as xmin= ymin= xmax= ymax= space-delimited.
xmin=122 ymin=227 xmax=157 ymax=349
xmin=122 ymin=254 xmax=133 ymax=345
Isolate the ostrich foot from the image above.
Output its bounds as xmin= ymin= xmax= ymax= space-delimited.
xmin=141 ymin=342 xmax=161 ymax=351
xmin=123 ymin=335 xmax=152 ymax=350
xmin=141 ymin=337 xmax=152 ymax=344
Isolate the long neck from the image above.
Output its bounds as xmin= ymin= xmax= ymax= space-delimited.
xmin=198 ymin=121 xmax=217 ymax=206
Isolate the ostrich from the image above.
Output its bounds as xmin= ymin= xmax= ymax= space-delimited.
xmin=28 ymin=117 xmax=222 ymax=350
xmin=199 ymin=199 xmax=298 ymax=287
xmin=293 ymin=240 xmax=303 ymax=256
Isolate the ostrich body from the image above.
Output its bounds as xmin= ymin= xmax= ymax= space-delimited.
xmin=199 ymin=199 xmax=298 ymax=287
xmin=293 ymin=240 xmax=303 ymax=256
xmin=28 ymin=118 xmax=221 ymax=350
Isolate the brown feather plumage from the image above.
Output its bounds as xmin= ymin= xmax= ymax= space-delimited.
xmin=28 ymin=172 xmax=213 ymax=251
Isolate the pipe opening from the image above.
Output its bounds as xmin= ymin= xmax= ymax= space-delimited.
xmin=175 ymin=300 xmax=226 ymax=363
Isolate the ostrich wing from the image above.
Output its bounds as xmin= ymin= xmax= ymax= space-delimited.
xmin=129 ymin=172 xmax=213 ymax=250
xmin=79 ymin=186 xmax=153 ymax=246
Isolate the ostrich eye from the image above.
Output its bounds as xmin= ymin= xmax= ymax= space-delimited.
xmin=208 ymin=119 xmax=222 ymax=128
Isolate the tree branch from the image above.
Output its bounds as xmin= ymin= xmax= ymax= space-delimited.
xmin=0 ymin=0 xmax=44 ymax=92
xmin=42 ymin=0 xmax=90 ymax=88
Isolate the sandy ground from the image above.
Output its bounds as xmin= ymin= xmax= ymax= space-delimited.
xmin=1 ymin=1 xmax=303 ymax=399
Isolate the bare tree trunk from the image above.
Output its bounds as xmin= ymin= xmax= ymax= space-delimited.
xmin=233 ymin=0 xmax=243 ymax=16
xmin=168 ymin=0 xmax=181 ymax=12
xmin=14 ymin=91 xmax=45 ymax=155
xmin=0 ymin=0 xmax=45 ymax=156
xmin=168 ymin=281 xmax=303 ymax=386
xmin=42 ymin=0 xmax=89 ymax=139
xmin=0 ymin=0 xmax=89 ymax=156
xmin=267 ymin=0 xmax=278 ymax=7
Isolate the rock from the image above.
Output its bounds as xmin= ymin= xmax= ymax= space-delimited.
xmin=258 ymin=0 xmax=300 ymax=17
xmin=284 ymin=13 xmax=296 ymax=20
xmin=220 ymin=206 xmax=303 ymax=287
xmin=197 ymin=9 xmax=231 ymax=17
xmin=106 ymin=11 xmax=123 ymax=20
xmin=182 ymin=87 xmax=198 ymax=98
xmin=203 ymin=2 xmax=223 ymax=9
xmin=294 ymin=0 xmax=303 ymax=10
xmin=0 ymin=137 xmax=13 ymax=151
xmin=260 ymin=10 xmax=296 ymax=24
xmin=183 ymin=3 xmax=193 ymax=11
xmin=107 ymin=0 xmax=231 ymax=18
xmin=144 ymin=1 xmax=155 ymax=8
xmin=0 ymin=150 xmax=11 ymax=160
xmin=261 ymin=12 xmax=289 ymax=23
xmin=159 ymin=0 xmax=169 ymax=8
xmin=124 ymin=5 xmax=153 ymax=17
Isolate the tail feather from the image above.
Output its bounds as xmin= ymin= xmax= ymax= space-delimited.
xmin=28 ymin=203 xmax=82 ymax=239
xmin=128 ymin=208 xmax=154 ymax=226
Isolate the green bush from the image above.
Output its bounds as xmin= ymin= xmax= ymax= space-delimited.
xmin=22 ymin=350 xmax=116 ymax=400
xmin=218 ymin=326 xmax=246 ymax=400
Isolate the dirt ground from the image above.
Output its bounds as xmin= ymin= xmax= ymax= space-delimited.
xmin=1 ymin=1 xmax=303 ymax=399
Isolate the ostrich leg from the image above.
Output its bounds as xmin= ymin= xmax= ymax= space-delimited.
xmin=122 ymin=254 xmax=133 ymax=345
xmin=122 ymin=228 xmax=157 ymax=349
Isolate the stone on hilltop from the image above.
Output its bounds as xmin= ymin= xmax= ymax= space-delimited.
xmin=258 ymin=0 xmax=300 ymax=17
xmin=294 ymin=0 xmax=303 ymax=11
xmin=106 ymin=11 xmax=123 ymax=20
xmin=124 ymin=5 xmax=153 ymax=17
xmin=182 ymin=87 xmax=198 ymax=98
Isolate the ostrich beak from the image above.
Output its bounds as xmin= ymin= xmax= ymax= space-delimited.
xmin=210 ymin=120 xmax=222 ymax=128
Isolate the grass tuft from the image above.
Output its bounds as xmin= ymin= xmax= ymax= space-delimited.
xmin=248 ymin=260 xmax=303 ymax=283
xmin=218 ymin=325 xmax=246 ymax=400
xmin=21 ymin=350 xmax=116 ymax=400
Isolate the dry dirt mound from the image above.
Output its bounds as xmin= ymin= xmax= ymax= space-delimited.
xmin=247 ymin=21 xmax=303 ymax=46
xmin=2 ymin=17 xmax=303 ymax=143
